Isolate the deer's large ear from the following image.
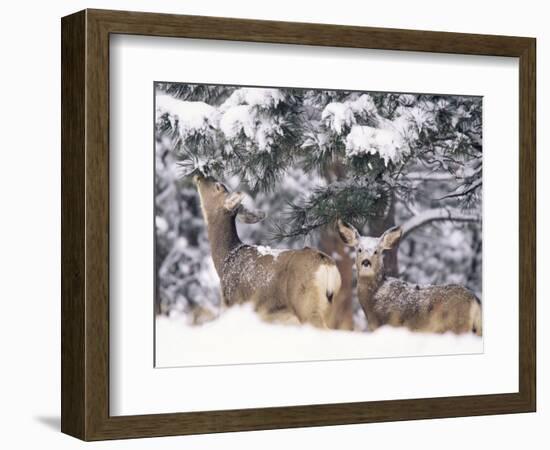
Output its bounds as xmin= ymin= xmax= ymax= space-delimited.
xmin=337 ymin=219 xmax=359 ymax=247
xmin=236 ymin=205 xmax=266 ymax=224
xmin=223 ymin=192 xmax=244 ymax=212
xmin=380 ymin=226 xmax=402 ymax=250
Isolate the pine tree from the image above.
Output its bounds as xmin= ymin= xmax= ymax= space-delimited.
xmin=155 ymin=83 xmax=482 ymax=322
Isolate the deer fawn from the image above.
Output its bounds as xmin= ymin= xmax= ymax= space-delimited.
xmin=194 ymin=174 xmax=342 ymax=329
xmin=337 ymin=220 xmax=482 ymax=335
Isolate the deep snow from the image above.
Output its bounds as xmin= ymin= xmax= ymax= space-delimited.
xmin=155 ymin=304 xmax=483 ymax=367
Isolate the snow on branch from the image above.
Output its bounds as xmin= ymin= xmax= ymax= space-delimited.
xmin=156 ymin=94 xmax=219 ymax=139
xmin=345 ymin=125 xmax=408 ymax=166
xmin=321 ymin=94 xmax=377 ymax=134
xmin=220 ymin=88 xmax=285 ymax=110
xmin=401 ymin=207 xmax=480 ymax=238
xmin=437 ymin=178 xmax=482 ymax=201
xmin=404 ymin=172 xmax=457 ymax=182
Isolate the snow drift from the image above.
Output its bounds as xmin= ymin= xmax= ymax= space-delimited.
xmin=155 ymin=304 xmax=483 ymax=368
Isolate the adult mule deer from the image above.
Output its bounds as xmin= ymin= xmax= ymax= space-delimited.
xmin=194 ymin=174 xmax=342 ymax=329
xmin=337 ymin=220 xmax=482 ymax=335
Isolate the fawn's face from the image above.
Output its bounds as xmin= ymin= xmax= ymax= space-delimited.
xmin=194 ymin=174 xmax=265 ymax=224
xmin=337 ymin=220 xmax=402 ymax=279
xmin=355 ymin=236 xmax=384 ymax=278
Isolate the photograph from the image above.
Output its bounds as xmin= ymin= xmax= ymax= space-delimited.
xmin=154 ymin=82 xmax=484 ymax=367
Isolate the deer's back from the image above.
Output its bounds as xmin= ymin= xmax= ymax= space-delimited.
xmin=220 ymin=245 xmax=281 ymax=307
xmin=220 ymin=245 xmax=338 ymax=325
xmin=370 ymin=278 xmax=479 ymax=333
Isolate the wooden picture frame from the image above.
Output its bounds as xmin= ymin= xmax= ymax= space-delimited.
xmin=61 ymin=9 xmax=536 ymax=441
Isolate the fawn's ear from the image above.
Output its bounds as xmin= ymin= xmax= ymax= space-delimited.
xmin=236 ymin=205 xmax=266 ymax=224
xmin=223 ymin=192 xmax=244 ymax=212
xmin=337 ymin=219 xmax=359 ymax=247
xmin=380 ymin=226 xmax=402 ymax=250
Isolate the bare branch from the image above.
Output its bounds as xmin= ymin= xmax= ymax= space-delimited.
xmin=404 ymin=172 xmax=457 ymax=182
xmin=401 ymin=207 xmax=480 ymax=238
xmin=436 ymin=178 xmax=482 ymax=201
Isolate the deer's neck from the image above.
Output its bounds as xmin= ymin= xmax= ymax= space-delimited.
xmin=206 ymin=213 xmax=243 ymax=272
xmin=357 ymin=272 xmax=385 ymax=311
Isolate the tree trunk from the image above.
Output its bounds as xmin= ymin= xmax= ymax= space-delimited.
xmin=367 ymin=194 xmax=398 ymax=276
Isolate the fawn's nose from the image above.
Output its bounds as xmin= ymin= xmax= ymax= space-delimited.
xmin=361 ymin=259 xmax=371 ymax=268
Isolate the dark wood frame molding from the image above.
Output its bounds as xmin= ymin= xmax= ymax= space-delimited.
xmin=61 ymin=9 xmax=536 ymax=441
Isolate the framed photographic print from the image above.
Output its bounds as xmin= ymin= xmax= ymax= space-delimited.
xmin=61 ymin=9 xmax=536 ymax=441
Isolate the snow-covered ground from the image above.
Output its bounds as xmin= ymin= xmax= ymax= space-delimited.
xmin=155 ymin=304 xmax=483 ymax=367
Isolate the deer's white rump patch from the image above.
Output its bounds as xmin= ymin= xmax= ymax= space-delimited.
xmin=314 ymin=264 xmax=342 ymax=302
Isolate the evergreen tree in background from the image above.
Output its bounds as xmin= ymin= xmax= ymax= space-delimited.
xmin=154 ymin=83 xmax=482 ymax=326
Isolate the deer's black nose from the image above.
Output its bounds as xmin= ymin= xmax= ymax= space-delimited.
xmin=362 ymin=259 xmax=371 ymax=268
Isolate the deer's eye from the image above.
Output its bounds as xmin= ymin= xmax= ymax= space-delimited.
xmin=374 ymin=250 xmax=378 ymax=255
xmin=357 ymin=248 xmax=362 ymax=253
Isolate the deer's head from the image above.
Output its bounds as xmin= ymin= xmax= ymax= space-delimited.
xmin=194 ymin=174 xmax=266 ymax=225
xmin=337 ymin=220 xmax=402 ymax=279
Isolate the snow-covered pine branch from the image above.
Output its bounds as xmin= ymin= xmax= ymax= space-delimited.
xmin=401 ymin=207 xmax=480 ymax=238
xmin=345 ymin=124 xmax=408 ymax=166
xmin=156 ymin=94 xmax=219 ymax=140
